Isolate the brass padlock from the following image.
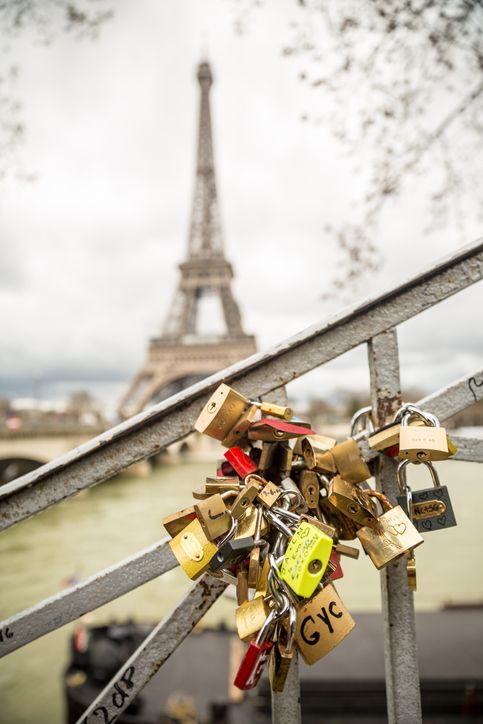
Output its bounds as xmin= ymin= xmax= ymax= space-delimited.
xmin=193 ymin=493 xmax=232 ymax=541
xmin=396 ymin=459 xmax=457 ymax=532
xmin=356 ymin=490 xmax=424 ymax=569
xmin=275 ymin=443 xmax=294 ymax=478
xmin=257 ymin=401 xmax=293 ymax=420
xmin=398 ymin=409 xmax=449 ymax=462
xmin=319 ymin=496 xmax=359 ymax=541
xmin=195 ymin=384 xmax=250 ymax=440
xmin=236 ymin=567 xmax=249 ymax=605
xmin=299 ymin=513 xmax=336 ymax=540
xmin=162 ymin=506 xmax=197 ymax=537
xmin=257 ymin=480 xmax=282 ymax=509
xmin=330 ymin=439 xmax=371 ymax=484
xmin=204 ymin=477 xmax=241 ymax=495
xmin=269 ymin=636 xmax=293 ymax=693
xmin=295 ymin=583 xmax=355 ymax=664
xmin=234 ymin=503 xmax=269 ymax=539
xmin=406 ymin=552 xmax=417 ymax=592
xmin=254 ymin=556 xmax=270 ymax=598
xmin=230 ymin=479 xmax=261 ymax=519
xmin=235 ymin=596 xmax=270 ymax=641
xmin=299 ymin=470 xmax=320 ymax=509
xmin=222 ymin=404 xmax=259 ymax=448
xmin=327 ymin=476 xmax=378 ymax=528
xmin=268 ymin=610 xmax=296 ymax=693
xmin=169 ymin=519 xmax=218 ymax=579
xmin=301 ymin=435 xmax=337 ymax=469
xmin=259 ymin=442 xmax=278 ymax=471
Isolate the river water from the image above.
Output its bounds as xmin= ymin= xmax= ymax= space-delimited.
xmin=1 ymin=459 xmax=482 ymax=723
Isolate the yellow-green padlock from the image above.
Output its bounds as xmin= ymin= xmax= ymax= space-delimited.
xmin=279 ymin=521 xmax=333 ymax=599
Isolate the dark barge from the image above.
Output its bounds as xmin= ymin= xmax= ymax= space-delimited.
xmin=65 ymin=608 xmax=483 ymax=723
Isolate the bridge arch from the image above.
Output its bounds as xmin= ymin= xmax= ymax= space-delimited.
xmin=0 ymin=457 xmax=45 ymax=485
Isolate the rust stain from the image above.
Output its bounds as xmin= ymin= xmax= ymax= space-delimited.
xmin=376 ymin=392 xmax=401 ymax=425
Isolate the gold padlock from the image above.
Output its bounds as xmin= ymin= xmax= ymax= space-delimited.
xmin=299 ymin=513 xmax=336 ymax=540
xmin=236 ymin=567 xmax=249 ymax=605
xmin=195 ymin=384 xmax=250 ymax=440
xmin=230 ymin=479 xmax=261 ymax=519
xmin=193 ymin=493 xmax=231 ymax=541
xmin=257 ymin=480 xmax=282 ymax=509
xmin=222 ymin=404 xmax=259 ymax=448
xmin=295 ymin=583 xmax=355 ymax=664
xmin=299 ymin=470 xmax=320 ymax=508
xmin=301 ymin=435 xmax=337 ymax=469
xmin=406 ymin=552 xmax=417 ymax=591
xmin=268 ymin=629 xmax=294 ymax=692
xmin=234 ymin=504 xmax=268 ymax=539
xmin=162 ymin=506 xmax=197 ymax=538
xmin=356 ymin=490 xmax=424 ymax=569
xmin=259 ymin=442 xmax=277 ymax=471
xmin=330 ymin=439 xmax=371 ymax=484
xmin=169 ymin=519 xmax=218 ymax=579
xmin=327 ymin=476 xmax=378 ymax=528
xmin=235 ymin=596 xmax=270 ymax=641
xmin=204 ymin=477 xmax=241 ymax=495
xmin=319 ymin=496 xmax=360 ymax=541
xmin=398 ymin=410 xmax=449 ymax=462
xmin=257 ymin=401 xmax=293 ymax=420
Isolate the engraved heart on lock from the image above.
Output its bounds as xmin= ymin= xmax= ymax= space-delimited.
xmin=388 ymin=523 xmax=407 ymax=536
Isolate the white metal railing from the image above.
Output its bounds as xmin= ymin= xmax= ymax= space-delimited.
xmin=1 ymin=237 xmax=482 ymax=724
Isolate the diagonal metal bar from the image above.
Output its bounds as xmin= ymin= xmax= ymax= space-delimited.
xmin=0 ymin=539 xmax=178 ymax=657
xmin=450 ymin=436 xmax=483 ymax=463
xmin=418 ymin=367 xmax=483 ymax=422
xmin=1 ymin=239 xmax=481 ymax=532
xmin=75 ymin=574 xmax=227 ymax=724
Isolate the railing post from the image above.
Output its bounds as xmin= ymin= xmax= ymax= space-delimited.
xmin=271 ymin=650 xmax=302 ymax=724
xmin=368 ymin=329 xmax=422 ymax=724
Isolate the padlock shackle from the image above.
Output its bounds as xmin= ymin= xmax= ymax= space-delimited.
xmin=394 ymin=402 xmax=440 ymax=428
xmin=216 ymin=514 xmax=237 ymax=547
xmin=265 ymin=509 xmax=293 ymax=539
xmin=397 ymin=458 xmax=441 ymax=493
xmin=350 ymin=405 xmax=374 ymax=438
xmin=365 ymin=489 xmax=393 ymax=513
xmin=277 ymin=488 xmax=305 ymax=510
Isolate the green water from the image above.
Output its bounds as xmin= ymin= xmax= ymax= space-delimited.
xmin=1 ymin=460 xmax=482 ymax=724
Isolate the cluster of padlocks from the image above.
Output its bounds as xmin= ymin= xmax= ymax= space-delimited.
xmin=163 ymin=384 xmax=457 ymax=692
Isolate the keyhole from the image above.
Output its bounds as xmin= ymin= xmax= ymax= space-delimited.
xmin=208 ymin=402 xmax=217 ymax=413
xmin=348 ymin=504 xmax=359 ymax=515
xmin=308 ymin=559 xmax=322 ymax=574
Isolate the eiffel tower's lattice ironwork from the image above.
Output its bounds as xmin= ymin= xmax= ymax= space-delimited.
xmin=119 ymin=62 xmax=256 ymax=417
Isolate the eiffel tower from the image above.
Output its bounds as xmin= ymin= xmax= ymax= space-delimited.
xmin=119 ymin=61 xmax=256 ymax=418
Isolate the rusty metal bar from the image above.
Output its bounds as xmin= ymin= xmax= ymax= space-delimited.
xmin=0 ymin=539 xmax=177 ymax=657
xmin=368 ymin=330 xmax=422 ymax=724
xmin=1 ymin=239 xmax=482 ymax=531
xmin=75 ymin=574 xmax=227 ymax=724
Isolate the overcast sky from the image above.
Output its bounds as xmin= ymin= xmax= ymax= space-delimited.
xmin=0 ymin=0 xmax=482 ymax=412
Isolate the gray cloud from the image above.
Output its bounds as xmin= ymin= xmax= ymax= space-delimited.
xmin=0 ymin=0 xmax=481 ymax=407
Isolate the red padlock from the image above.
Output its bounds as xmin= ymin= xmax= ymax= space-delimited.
xmin=224 ymin=447 xmax=258 ymax=478
xmin=329 ymin=550 xmax=344 ymax=581
xmin=234 ymin=608 xmax=277 ymax=690
xmin=247 ymin=418 xmax=313 ymax=442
